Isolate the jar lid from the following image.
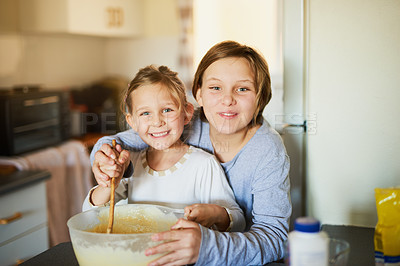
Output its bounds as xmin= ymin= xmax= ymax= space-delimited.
xmin=294 ymin=217 xmax=321 ymax=232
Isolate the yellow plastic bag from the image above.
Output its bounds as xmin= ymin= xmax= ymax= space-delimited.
xmin=374 ymin=187 xmax=400 ymax=266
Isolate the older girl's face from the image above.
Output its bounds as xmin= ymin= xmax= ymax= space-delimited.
xmin=196 ymin=57 xmax=257 ymax=136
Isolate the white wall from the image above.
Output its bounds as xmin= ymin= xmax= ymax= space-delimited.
xmin=105 ymin=37 xmax=180 ymax=80
xmin=306 ymin=0 xmax=400 ymax=227
xmin=0 ymin=0 xmax=107 ymax=88
xmin=193 ymin=0 xmax=284 ymax=126
xmin=193 ymin=0 xmax=281 ymax=75
xmin=0 ymin=34 xmax=106 ymax=88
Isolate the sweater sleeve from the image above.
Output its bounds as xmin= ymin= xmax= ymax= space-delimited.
xmin=196 ymin=151 xmax=291 ymax=265
xmin=89 ymin=129 xmax=148 ymax=165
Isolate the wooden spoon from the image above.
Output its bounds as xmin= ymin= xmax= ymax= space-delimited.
xmin=107 ymin=139 xmax=117 ymax=234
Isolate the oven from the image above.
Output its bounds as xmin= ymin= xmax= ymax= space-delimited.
xmin=0 ymin=89 xmax=70 ymax=155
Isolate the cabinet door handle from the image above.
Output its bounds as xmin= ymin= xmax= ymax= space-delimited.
xmin=106 ymin=7 xmax=124 ymax=28
xmin=0 ymin=212 xmax=22 ymax=224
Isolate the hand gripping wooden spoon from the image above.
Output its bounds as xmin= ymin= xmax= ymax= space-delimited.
xmin=106 ymin=139 xmax=117 ymax=234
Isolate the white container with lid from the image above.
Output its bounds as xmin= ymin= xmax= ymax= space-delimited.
xmin=286 ymin=217 xmax=329 ymax=266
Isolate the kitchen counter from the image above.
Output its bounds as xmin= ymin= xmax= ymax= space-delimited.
xmin=21 ymin=242 xmax=78 ymax=266
xmin=20 ymin=224 xmax=375 ymax=266
xmin=0 ymin=169 xmax=50 ymax=196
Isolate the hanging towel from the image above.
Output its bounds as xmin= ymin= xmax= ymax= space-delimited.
xmin=0 ymin=140 xmax=93 ymax=246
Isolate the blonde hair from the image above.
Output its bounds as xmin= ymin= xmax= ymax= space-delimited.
xmin=192 ymin=40 xmax=271 ymax=126
xmin=123 ymin=65 xmax=189 ymax=117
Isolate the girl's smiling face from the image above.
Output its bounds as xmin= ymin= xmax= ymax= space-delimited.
xmin=196 ymin=57 xmax=257 ymax=136
xmin=126 ymin=83 xmax=189 ymax=150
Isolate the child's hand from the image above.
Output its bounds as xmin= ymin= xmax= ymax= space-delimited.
xmin=92 ymin=143 xmax=130 ymax=187
xmin=90 ymin=143 xmax=130 ymax=206
xmin=184 ymin=204 xmax=230 ymax=231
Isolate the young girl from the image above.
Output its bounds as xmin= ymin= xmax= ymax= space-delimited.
xmin=82 ymin=65 xmax=245 ymax=233
xmin=91 ymin=41 xmax=291 ymax=265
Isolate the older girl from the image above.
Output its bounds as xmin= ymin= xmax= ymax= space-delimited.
xmin=91 ymin=41 xmax=291 ymax=265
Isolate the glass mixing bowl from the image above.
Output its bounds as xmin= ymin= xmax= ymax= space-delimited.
xmin=328 ymin=238 xmax=350 ymax=266
xmin=67 ymin=204 xmax=184 ymax=266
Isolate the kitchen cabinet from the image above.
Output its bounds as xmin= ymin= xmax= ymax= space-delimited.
xmin=18 ymin=0 xmax=144 ymax=37
xmin=0 ymin=170 xmax=50 ymax=266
